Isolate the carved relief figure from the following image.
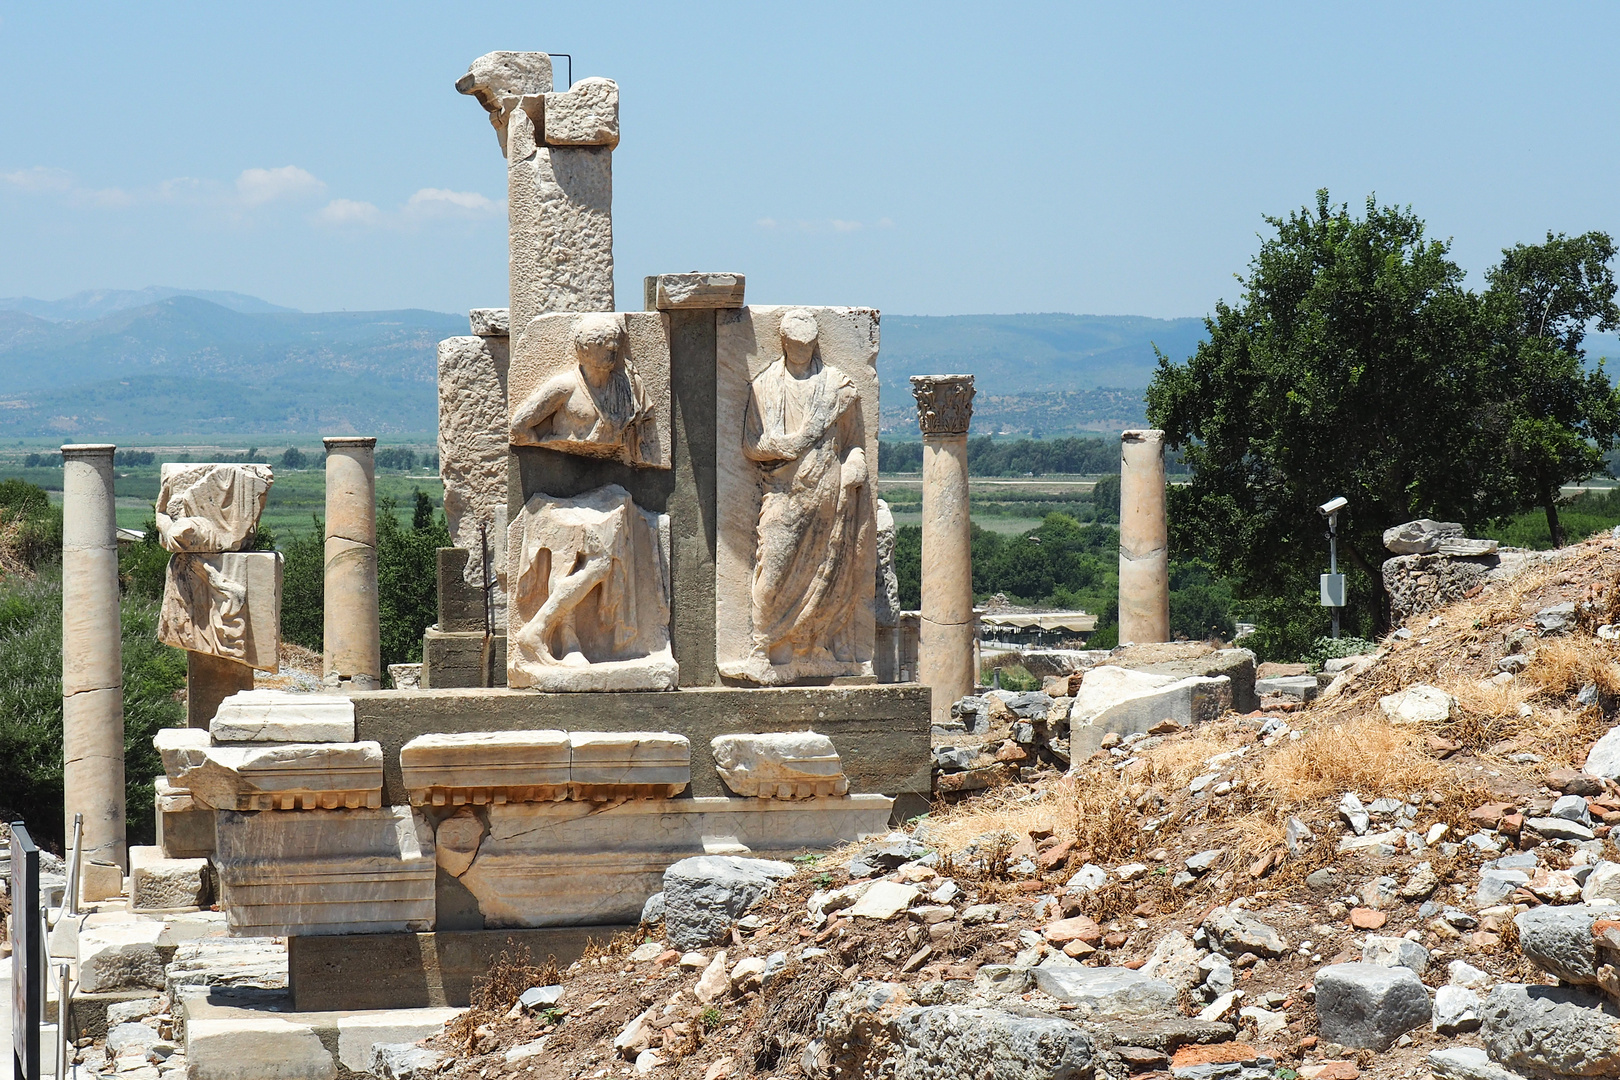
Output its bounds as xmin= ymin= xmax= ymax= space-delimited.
xmin=509 ymin=313 xmax=657 ymax=465
xmin=735 ymin=309 xmax=873 ymax=681
xmin=160 ymin=554 xmax=249 ymax=660
xmin=155 ymin=463 xmax=273 ymax=553
xmin=507 ymin=484 xmax=676 ymax=691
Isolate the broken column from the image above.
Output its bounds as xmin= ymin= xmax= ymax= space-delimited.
xmin=1119 ymin=429 xmax=1170 ymax=644
xmin=61 ymin=442 xmax=126 ymax=894
xmin=323 ymin=437 xmax=381 ymax=689
xmin=910 ymin=375 xmax=977 ymax=726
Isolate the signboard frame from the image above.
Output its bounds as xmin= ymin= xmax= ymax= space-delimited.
xmin=10 ymin=822 xmax=41 ymax=1080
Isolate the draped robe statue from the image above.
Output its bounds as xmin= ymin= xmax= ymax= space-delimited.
xmin=510 ymin=312 xmax=657 ymax=466
xmin=735 ymin=308 xmax=872 ymax=682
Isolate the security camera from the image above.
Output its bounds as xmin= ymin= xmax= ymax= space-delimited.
xmin=1318 ymin=496 xmax=1348 ymax=516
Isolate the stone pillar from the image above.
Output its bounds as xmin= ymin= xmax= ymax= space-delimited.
xmin=323 ymin=437 xmax=381 ymax=689
xmin=910 ymin=375 xmax=977 ymax=726
xmin=1119 ymin=429 xmax=1171 ymax=644
xmin=187 ymin=652 xmax=256 ymax=729
xmin=61 ymin=443 xmax=126 ymax=890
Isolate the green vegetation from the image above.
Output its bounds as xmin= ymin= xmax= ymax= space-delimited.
xmin=1148 ymin=191 xmax=1620 ymax=659
xmin=1484 ymin=487 xmax=1620 ymax=549
xmin=876 ymin=435 xmax=1185 ymax=477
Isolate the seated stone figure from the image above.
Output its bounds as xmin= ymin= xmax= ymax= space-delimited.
xmin=510 ymin=313 xmax=658 ymax=466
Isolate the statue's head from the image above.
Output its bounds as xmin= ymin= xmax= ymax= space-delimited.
xmin=780 ymin=308 xmax=818 ymax=348
xmin=574 ymin=313 xmax=626 ymax=376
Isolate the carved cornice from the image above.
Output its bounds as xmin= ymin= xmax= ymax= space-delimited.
xmin=910 ymin=375 xmax=976 ymax=436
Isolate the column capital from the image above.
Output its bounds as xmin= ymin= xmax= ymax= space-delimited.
xmin=323 ymin=436 xmax=377 ymax=451
xmin=61 ymin=443 xmax=116 ymax=459
xmin=909 ymin=374 xmax=975 ymax=436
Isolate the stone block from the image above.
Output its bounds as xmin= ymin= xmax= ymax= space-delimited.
xmin=437 ymin=335 xmax=510 ymax=612
xmin=168 ymin=740 xmax=384 ymax=811
xmin=1426 ymin=1047 xmax=1522 ymax=1080
xmin=154 ymin=726 xmax=209 ymax=778
xmin=468 ymin=308 xmax=508 ymax=336
xmin=886 ymin=1005 xmax=1095 ymax=1080
xmin=1029 ymin=966 xmax=1177 ymax=1018
xmin=568 ymin=731 xmax=690 ymax=799
xmin=1129 ymin=646 xmax=1259 ymax=714
xmin=1255 ymin=674 xmax=1318 ymax=701
xmin=714 ymin=306 xmax=879 ymax=687
xmin=184 ymin=1015 xmax=337 ymax=1080
xmin=505 ymin=115 xmax=614 ymax=329
xmin=158 ymin=550 xmax=282 ymax=670
xmin=711 ymin=731 xmax=849 ymax=799
xmin=1362 ymin=935 xmax=1430 ymax=974
xmin=1515 ymin=904 xmax=1600 ymax=984
xmin=389 ymin=663 xmax=422 ymax=689
xmin=434 ymin=547 xmax=489 ymax=633
xmin=1314 ymin=962 xmax=1432 ymax=1051
xmin=451 ymin=795 xmax=888 ymax=929
xmin=155 ymin=778 xmax=216 ymax=859
xmin=663 ymin=855 xmax=795 ymax=950
xmin=335 ymin=1010 xmax=462 ymax=1074
xmin=645 ymin=273 xmax=746 ymax=310
xmin=420 ymin=627 xmax=506 ymax=689
xmin=543 ymin=77 xmax=619 ymax=147
xmin=1068 ymin=666 xmax=1232 ymax=758
xmin=1478 ymin=983 xmax=1620 ymax=1079
xmin=214 ymin=807 xmax=436 ymax=937
xmin=1383 ymin=519 xmax=1465 ymax=554
xmin=155 ymin=463 xmax=273 ymax=554
xmin=128 ymin=846 xmax=209 ymax=912
xmin=167 ymin=937 xmax=289 ymax=992
xmin=349 ymin=684 xmax=932 ymax=808
xmin=78 ymin=922 xmax=170 ymax=993
xmin=401 ymin=730 xmax=570 ymax=806
xmin=209 ymin=690 xmax=356 ymax=744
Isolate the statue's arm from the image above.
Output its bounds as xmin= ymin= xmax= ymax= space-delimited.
xmin=511 ymin=378 xmax=569 ymax=443
xmin=743 ymin=391 xmax=793 ymax=462
xmin=837 ymin=388 xmax=867 ymax=488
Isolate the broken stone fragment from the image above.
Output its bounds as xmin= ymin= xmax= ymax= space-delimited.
xmin=568 ymin=731 xmax=690 ymax=800
xmin=400 ymin=730 xmax=569 ymax=806
xmin=1314 ymin=962 xmax=1431 ymax=1051
xmin=209 ymin=689 xmax=355 ymax=744
xmin=543 ymin=77 xmax=619 ymax=147
xmin=155 ymin=462 xmax=273 ymax=554
xmin=168 ymin=740 xmax=384 ymax=812
xmin=710 ymin=731 xmax=849 ymax=799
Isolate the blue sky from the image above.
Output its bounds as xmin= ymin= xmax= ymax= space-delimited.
xmin=2 ymin=2 xmax=1616 ymax=319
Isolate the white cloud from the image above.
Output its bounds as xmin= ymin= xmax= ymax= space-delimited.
xmin=236 ymin=166 xmax=325 ymax=206
xmin=1 ymin=166 xmax=134 ymax=207
xmin=407 ymin=187 xmax=498 ymax=214
xmin=316 ymin=198 xmax=383 ymax=226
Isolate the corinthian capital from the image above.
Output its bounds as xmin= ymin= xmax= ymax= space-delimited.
xmin=910 ymin=374 xmax=976 ymax=436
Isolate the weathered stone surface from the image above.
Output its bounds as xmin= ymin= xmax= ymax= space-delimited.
xmin=1119 ymin=429 xmax=1170 ymax=644
xmin=912 ymin=375 xmax=977 ymax=726
xmin=1383 ymin=551 xmax=1500 ymax=622
xmin=569 ymin=731 xmax=690 ymax=798
xmin=1384 ymin=519 xmax=1465 ymax=554
xmin=1030 ymin=966 xmax=1177 ymax=1018
xmin=1432 ymin=985 xmax=1482 ymax=1034
xmin=1426 ymin=1047 xmax=1524 ymax=1080
xmin=1128 ymin=646 xmax=1259 ymax=714
xmin=214 ymin=806 xmax=436 ymax=937
xmin=1379 ymin=684 xmax=1453 ymax=724
xmin=155 ymin=726 xmax=209 ymax=777
xmin=128 ymin=845 xmax=208 ymax=911
xmin=1362 ymin=935 xmax=1429 ymax=974
xmin=1202 ymin=906 xmax=1288 ymax=958
xmin=168 ymin=740 xmax=383 ymax=812
xmin=509 ymin=312 xmax=670 ymax=468
xmin=1479 ymin=983 xmax=1620 ymax=1079
xmin=371 ymin=1043 xmax=443 ymax=1080
xmin=1516 ymin=904 xmax=1600 ymax=984
xmin=437 ymin=334 xmax=510 ymax=609
xmin=434 ymin=806 xmax=485 ymax=877
xmin=185 ymin=1015 xmax=337 ymax=1080
xmin=715 ymin=306 xmax=879 ymax=687
xmin=885 ymin=1005 xmax=1095 ymax=1080
xmin=155 ymin=463 xmax=273 ymax=554
xmin=78 ymin=922 xmax=168 ymax=992
xmin=648 ymin=273 xmax=745 ymax=311
xmin=335 ymin=1010 xmax=461 ymax=1074
xmin=210 ymin=690 xmax=356 ymax=744
xmin=1140 ymin=930 xmax=1202 ymax=991
xmin=1585 ymin=726 xmax=1620 ymax=780
xmin=663 ymin=855 xmax=795 ymax=950
xmin=158 ymin=550 xmax=282 ymax=670
xmin=1478 ymin=868 xmax=1530 ymax=906
xmin=469 ymin=308 xmax=508 ymax=336
xmin=543 ymin=77 xmax=619 ymax=147
xmin=1068 ymin=666 xmax=1232 ymax=757
xmin=1255 ymin=674 xmax=1318 ymax=701
xmin=1582 ymin=861 xmax=1620 ymax=904
xmin=1314 ymin=962 xmax=1432 ymax=1052
xmin=711 ymin=731 xmax=848 ymax=799
xmin=1527 ymin=816 xmax=1595 ymax=843
xmin=401 ymin=730 xmax=570 ymax=806
xmin=506 ymin=486 xmax=677 ymax=691
xmin=455 ymin=51 xmax=553 ymax=150
xmin=455 ymin=797 xmax=886 ymax=930
xmin=323 ymin=437 xmax=381 ymax=689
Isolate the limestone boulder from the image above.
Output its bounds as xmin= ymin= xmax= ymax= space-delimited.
xmin=1478 ymin=983 xmax=1620 ymax=1079
xmin=78 ymin=922 xmax=169 ymax=992
xmin=886 ymin=1005 xmax=1095 ymax=1080
xmin=1029 ymin=966 xmax=1177 ymax=1019
xmin=1202 ymin=906 xmax=1288 ymax=958
xmin=1586 ymin=726 xmax=1620 ymax=780
xmin=1432 ymin=985 xmax=1482 ymax=1034
xmin=1383 ymin=519 xmax=1465 ymax=555
xmin=711 ymin=732 xmax=849 ymax=799
xmin=1515 ymin=905 xmax=1600 ymax=984
xmin=1123 ymin=646 xmax=1259 ymax=714
xmin=1068 ymin=666 xmax=1232 ymax=757
xmin=1362 ymin=935 xmax=1430 ymax=975
xmin=1314 ymin=963 xmax=1432 ymax=1052
xmin=1379 ymin=685 xmax=1453 ymax=724
xmin=184 ymin=1015 xmax=337 ymax=1080
xmin=663 ymin=855 xmax=795 ymax=951
xmin=128 ymin=845 xmax=209 ymax=911
xmin=1427 ymin=1047 xmax=1522 ymax=1080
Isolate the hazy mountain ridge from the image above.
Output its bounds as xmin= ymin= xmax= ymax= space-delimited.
xmin=0 ymin=286 xmax=298 ymax=321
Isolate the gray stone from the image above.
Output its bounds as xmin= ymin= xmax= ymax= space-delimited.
xmin=1585 ymin=726 xmax=1620 ymax=781
xmin=1432 ymin=985 xmax=1482 ymax=1034
xmin=106 ymin=1022 xmax=161 ymax=1055
xmin=1582 ymin=861 xmax=1620 ymax=904
xmin=885 ymin=1005 xmax=1094 ymax=1080
xmin=371 ymin=1043 xmax=443 ymax=1080
xmin=1141 ymin=931 xmax=1202 ymax=992
xmin=849 ymin=834 xmax=931 ymax=878
xmin=1202 ymin=906 xmax=1287 ymax=958
xmin=1339 ymin=792 xmax=1370 ymax=835
xmin=1255 ymin=674 xmax=1318 ymax=701
xmin=105 ymin=997 xmax=163 ymax=1027
xmin=1515 ymin=905 xmax=1599 ymax=984
xmin=1379 ymin=684 xmax=1453 ymax=724
xmin=1030 ymin=966 xmax=1177 ymax=1018
xmin=1362 ymin=935 xmax=1429 ymax=974
xmin=1131 ymin=647 xmax=1260 ymax=715
xmin=1536 ymin=602 xmax=1578 ymax=634
xmin=1314 ymin=962 xmax=1432 ymax=1052
xmin=1285 ymin=817 xmax=1314 ymax=854
xmin=1186 ymin=849 xmax=1224 ymax=875
xmin=640 ymin=891 xmax=664 ymax=926
xmin=1553 ymin=796 xmax=1595 ymax=825
xmin=1477 ymin=869 xmax=1530 ymax=907
xmin=1383 ymin=519 xmax=1465 ymax=555
xmin=1427 ymin=1047 xmax=1524 ymax=1080
xmin=662 ymin=855 xmax=794 ymax=950
xmin=1479 ymin=983 xmax=1620 ymax=1080
xmin=1527 ymin=816 xmax=1595 ymax=843
xmin=1067 ymin=666 xmax=1232 ymax=757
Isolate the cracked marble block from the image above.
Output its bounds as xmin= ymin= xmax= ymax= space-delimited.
xmin=215 ymin=806 xmax=435 ymax=937
xmin=157 ymin=551 xmax=282 ymax=671
xmin=400 ymin=731 xmax=570 ymax=806
xmin=155 ymin=463 xmax=273 ymax=555
xmin=568 ymin=732 xmax=690 ymax=801
xmin=209 ymin=689 xmax=355 ymax=744
xmin=165 ymin=739 xmax=384 ymax=812
xmin=711 ymin=732 xmax=849 ymax=799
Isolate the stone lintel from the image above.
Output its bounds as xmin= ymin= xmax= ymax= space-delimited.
xmin=644 ymin=273 xmax=746 ymax=310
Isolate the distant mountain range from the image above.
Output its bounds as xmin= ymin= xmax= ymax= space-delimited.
xmin=0 ymin=292 xmax=1205 ymax=439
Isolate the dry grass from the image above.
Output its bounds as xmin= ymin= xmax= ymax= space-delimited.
xmin=922 ymin=780 xmax=1080 ymax=856
xmin=1257 ymin=715 xmax=1443 ymax=803
xmin=1135 ymin=729 xmax=1247 ymax=790
xmin=443 ymin=943 xmax=560 ymax=1051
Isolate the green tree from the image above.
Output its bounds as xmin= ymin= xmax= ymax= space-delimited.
xmin=1146 ymin=191 xmax=1503 ymax=638
xmin=1481 ymin=231 xmax=1620 ymax=548
xmin=280 ymin=446 xmax=307 ymax=470
xmin=279 ymin=516 xmax=325 ymax=653
xmin=376 ymin=490 xmax=450 ymax=675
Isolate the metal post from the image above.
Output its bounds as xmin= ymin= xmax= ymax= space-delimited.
xmin=1328 ymin=512 xmax=1340 ymax=640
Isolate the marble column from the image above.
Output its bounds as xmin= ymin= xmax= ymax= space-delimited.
xmin=910 ymin=375 xmax=977 ymax=727
xmin=323 ymin=437 xmax=381 ymax=689
xmin=61 ymin=443 xmax=125 ymax=892
xmin=1119 ymin=429 xmax=1170 ymax=644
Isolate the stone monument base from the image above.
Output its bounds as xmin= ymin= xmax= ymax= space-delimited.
xmin=421 ymin=628 xmax=507 ymax=688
